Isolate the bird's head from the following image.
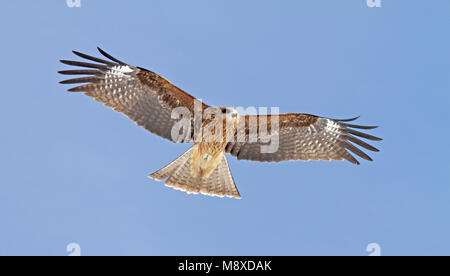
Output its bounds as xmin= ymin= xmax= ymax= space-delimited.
xmin=219 ymin=107 xmax=238 ymax=120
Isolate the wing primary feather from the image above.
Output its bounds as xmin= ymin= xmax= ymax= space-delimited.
xmin=67 ymin=85 xmax=90 ymax=92
xmin=343 ymin=128 xmax=382 ymax=141
xmin=341 ymin=141 xmax=373 ymax=161
xmin=97 ymin=47 xmax=126 ymax=65
xmin=334 ymin=116 xmax=360 ymax=122
xmin=59 ymin=76 xmax=101 ymax=84
xmin=342 ymin=150 xmax=360 ymax=165
xmin=60 ymin=60 xmax=108 ymax=70
xmin=342 ymin=135 xmax=380 ymax=152
xmin=58 ymin=70 xmax=103 ymax=76
xmin=72 ymin=50 xmax=117 ymax=66
xmin=340 ymin=123 xmax=378 ymax=129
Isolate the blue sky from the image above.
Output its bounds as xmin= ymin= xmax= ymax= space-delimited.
xmin=0 ymin=1 xmax=449 ymax=256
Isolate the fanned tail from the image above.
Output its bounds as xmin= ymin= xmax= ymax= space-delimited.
xmin=148 ymin=147 xmax=241 ymax=199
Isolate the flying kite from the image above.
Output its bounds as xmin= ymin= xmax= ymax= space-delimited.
xmin=59 ymin=48 xmax=381 ymax=199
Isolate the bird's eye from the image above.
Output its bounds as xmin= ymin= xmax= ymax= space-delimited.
xmin=221 ymin=108 xmax=228 ymax=114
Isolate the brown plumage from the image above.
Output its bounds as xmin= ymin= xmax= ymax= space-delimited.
xmin=59 ymin=48 xmax=382 ymax=199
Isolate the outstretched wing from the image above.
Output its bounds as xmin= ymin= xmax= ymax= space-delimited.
xmin=225 ymin=114 xmax=381 ymax=165
xmin=59 ymin=47 xmax=210 ymax=142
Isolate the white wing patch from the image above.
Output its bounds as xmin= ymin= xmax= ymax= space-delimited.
xmin=106 ymin=65 xmax=135 ymax=79
xmin=324 ymin=119 xmax=341 ymax=137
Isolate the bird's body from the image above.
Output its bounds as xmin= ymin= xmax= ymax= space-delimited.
xmin=192 ymin=142 xmax=228 ymax=179
xmin=192 ymin=143 xmax=224 ymax=178
xmin=192 ymin=109 xmax=239 ymax=178
xmin=59 ymin=48 xmax=382 ymax=199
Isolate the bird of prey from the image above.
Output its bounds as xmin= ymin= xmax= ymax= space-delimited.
xmin=59 ymin=48 xmax=381 ymax=199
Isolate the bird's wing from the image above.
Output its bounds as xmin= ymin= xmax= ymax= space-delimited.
xmin=59 ymin=48 xmax=210 ymax=142
xmin=225 ymin=113 xmax=381 ymax=164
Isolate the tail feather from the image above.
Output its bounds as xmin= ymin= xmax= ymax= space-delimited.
xmin=202 ymin=156 xmax=240 ymax=198
xmin=149 ymin=147 xmax=194 ymax=181
xmin=149 ymin=147 xmax=241 ymax=199
xmin=165 ymin=156 xmax=199 ymax=193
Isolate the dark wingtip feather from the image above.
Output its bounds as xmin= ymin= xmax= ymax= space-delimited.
xmin=345 ymin=128 xmax=382 ymax=141
xmin=336 ymin=116 xmax=360 ymax=122
xmin=341 ymin=123 xmax=378 ymax=130
xmin=60 ymin=59 xmax=108 ymax=70
xmin=72 ymin=50 xmax=116 ymax=66
xmin=342 ymin=142 xmax=374 ymax=162
xmin=97 ymin=47 xmax=126 ymax=65
xmin=341 ymin=149 xmax=360 ymax=165
xmin=59 ymin=76 xmax=100 ymax=84
xmin=67 ymin=85 xmax=87 ymax=92
xmin=58 ymin=69 xmax=103 ymax=76
xmin=343 ymin=135 xmax=380 ymax=152
xmin=347 ymin=155 xmax=360 ymax=165
xmin=60 ymin=59 xmax=75 ymax=65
